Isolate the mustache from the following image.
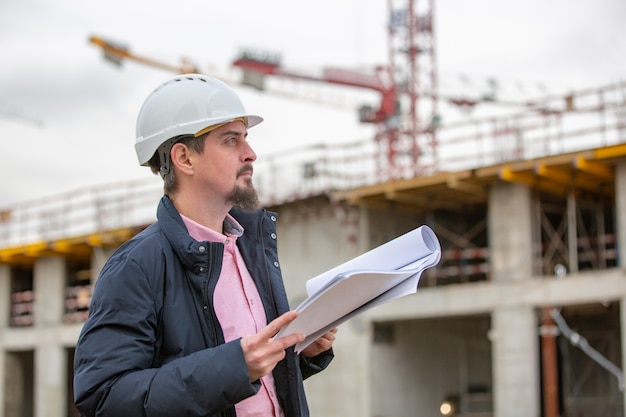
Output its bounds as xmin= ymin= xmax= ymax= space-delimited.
xmin=237 ymin=164 xmax=254 ymax=177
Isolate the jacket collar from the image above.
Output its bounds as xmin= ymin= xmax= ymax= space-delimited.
xmin=156 ymin=196 xmax=274 ymax=269
xmin=157 ymin=195 xmax=217 ymax=269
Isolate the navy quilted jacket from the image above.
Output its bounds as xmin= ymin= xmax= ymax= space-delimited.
xmin=73 ymin=196 xmax=333 ymax=417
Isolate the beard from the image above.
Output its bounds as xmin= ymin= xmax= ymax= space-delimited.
xmin=226 ymin=177 xmax=260 ymax=212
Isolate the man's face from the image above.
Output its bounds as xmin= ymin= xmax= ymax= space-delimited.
xmin=192 ymin=121 xmax=259 ymax=211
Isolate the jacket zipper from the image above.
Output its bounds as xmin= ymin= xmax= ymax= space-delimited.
xmin=202 ymin=244 xmax=223 ymax=346
xmin=202 ymin=244 xmax=236 ymax=417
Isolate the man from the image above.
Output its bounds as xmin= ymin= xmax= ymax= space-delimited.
xmin=73 ymin=74 xmax=336 ymax=417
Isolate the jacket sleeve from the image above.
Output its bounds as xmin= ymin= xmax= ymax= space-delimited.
xmin=299 ymin=349 xmax=334 ymax=380
xmin=73 ymin=255 xmax=259 ymax=417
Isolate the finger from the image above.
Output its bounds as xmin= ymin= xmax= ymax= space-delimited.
xmin=273 ymin=331 xmax=305 ymax=349
xmin=318 ymin=328 xmax=337 ymax=341
xmin=259 ymin=311 xmax=299 ymax=339
xmin=323 ymin=332 xmax=334 ymax=339
xmin=324 ymin=328 xmax=338 ymax=337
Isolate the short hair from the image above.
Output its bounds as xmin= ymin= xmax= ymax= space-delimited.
xmin=147 ymin=134 xmax=207 ymax=195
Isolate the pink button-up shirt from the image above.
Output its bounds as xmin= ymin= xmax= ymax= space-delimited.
xmin=181 ymin=214 xmax=284 ymax=417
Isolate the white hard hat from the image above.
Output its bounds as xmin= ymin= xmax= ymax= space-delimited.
xmin=135 ymin=74 xmax=263 ymax=167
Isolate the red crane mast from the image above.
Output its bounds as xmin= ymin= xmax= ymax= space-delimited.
xmin=232 ymin=0 xmax=438 ymax=179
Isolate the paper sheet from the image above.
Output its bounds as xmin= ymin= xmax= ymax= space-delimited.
xmin=275 ymin=225 xmax=441 ymax=353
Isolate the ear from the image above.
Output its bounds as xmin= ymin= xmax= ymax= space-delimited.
xmin=170 ymin=142 xmax=195 ymax=176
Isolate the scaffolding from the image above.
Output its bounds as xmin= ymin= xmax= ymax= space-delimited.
xmin=0 ymin=81 xmax=624 ymax=257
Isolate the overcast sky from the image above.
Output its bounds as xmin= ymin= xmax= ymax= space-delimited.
xmin=0 ymin=0 xmax=624 ymax=207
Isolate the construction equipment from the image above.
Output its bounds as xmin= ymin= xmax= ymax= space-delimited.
xmin=89 ymin=1 xmax=621 ymax=185
xmin=232 ymin=0 xmax=438 ymax=179
xmin=0 ymin=107 xmax=44 ymax=128
xmin=89 ymin=35 xmax=199 ymax=74
xmin=233 ymin=50 xmax=397 ymax=125
xmin=88 ymin=3 xmax=522 ymax=181
xmin=88 ymin=1 xmax=438 ymax=179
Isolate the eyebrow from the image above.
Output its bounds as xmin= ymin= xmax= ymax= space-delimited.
xmin=218 ymin=129 xmax=248 ymax=138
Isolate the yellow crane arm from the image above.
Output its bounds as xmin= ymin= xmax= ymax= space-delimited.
xmin=88 ymin=35 xmax=198 ymax=74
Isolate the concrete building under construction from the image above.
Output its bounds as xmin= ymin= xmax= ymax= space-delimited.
xmin=2 ymin=0 xmax=626 ymax=416
xmin=1 ymin=78 xmax=625 ymax=417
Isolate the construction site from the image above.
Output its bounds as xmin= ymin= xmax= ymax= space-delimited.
xmin=1 ymin=0 xmax=626 ymax=416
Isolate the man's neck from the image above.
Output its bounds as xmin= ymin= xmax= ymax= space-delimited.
xmin=169 ymin=192 xmax=232 ymax=234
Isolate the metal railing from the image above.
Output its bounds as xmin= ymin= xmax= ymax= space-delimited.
xmin=0 ymin=82 xmax=624 ymax=249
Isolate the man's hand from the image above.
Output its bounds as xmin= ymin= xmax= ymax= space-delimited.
xmin=241 ymin=311 xmax=305 ymax=382
xmin=301 ymin=328 xmax=338 ymax=358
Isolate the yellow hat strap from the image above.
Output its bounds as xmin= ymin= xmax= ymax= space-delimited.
xmin=194 ymin=117 xmax=247 ymax=137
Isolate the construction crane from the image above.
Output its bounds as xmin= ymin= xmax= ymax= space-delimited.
xmin=88 ymin=2 xmax=531 ymax=179
xmin=88 ymin=2 xmax=438 ymax=179
xmin=0 ymin=107 xmax=44 ymax=128
xmin=232 ymin=0 xmax=438 ymax=179
xmin=88 ymin=35 xmax=199 ymax=74
xmin=232 ymin=51 xmax=406 ymax=178
xmin=233 ymin=50 xmax=397 ymax=126
xmin=231 ymin=0 xmax=542 ymax=177
xmin=89 ymin=35 xmax=358 ymax=110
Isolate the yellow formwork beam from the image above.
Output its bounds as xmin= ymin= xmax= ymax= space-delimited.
xmin=0 ymin=226 xmax=141 ymax=265
xmin=499 ymin=166 xmax=565 ymax=195
xmin=574 ymin=157 xmax=613 ymax=181
xmin=593 ymin=143 xmax=626 ymax=160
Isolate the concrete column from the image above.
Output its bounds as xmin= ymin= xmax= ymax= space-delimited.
xmin=306 ymin=206 xmax=371 ymax=417
xmin=3 ymin=351 xmax=34 ymax=417
xmin=0 ymin=265 xmax=9 ymax=417
xmin=0 ymin=351 xmax=4 ymax=417
xmin=34 ymin=256 xmax=66 ymax=326
xmin=0 ymin=264 xmax=9 ymax=328
xmin=3 ymin=352 xmax=21 ymax=417
xmin=621 ymin=296 xmax=626 ymax=417
xmin=491 ymin=307 xmax=540 ymax=417
xmin=91 ymin=247 xmax=116 ymax=284
xmin=613 ymin=163 xmax=626 ymax=414
xmin=488 ymin=182 xmax=534 ymax=281
xmin=306 ymin=317 xmax=371 ymax=417
xmin=488 ymin=182 xmax=540 ymax=416
xmin=615 ymin=161 xmax=626 ymax=268
xmin=33 ymin=256 xmax=67 ymax=417
xmin=35 ymin=345 xmax=66 ymax=417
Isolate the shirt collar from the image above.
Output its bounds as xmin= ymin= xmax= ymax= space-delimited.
xmin=180 ymin=213 xmax=244 ymax=243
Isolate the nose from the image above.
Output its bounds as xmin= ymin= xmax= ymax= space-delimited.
xmin=243 ymin=141 xmax=257 ymax=163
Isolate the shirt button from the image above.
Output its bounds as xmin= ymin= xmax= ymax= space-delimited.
xmin=273 ymin=261 xmax=280 ymax=267
xmin=270 ymin=233 xmax=277 ymax=239
xmin=270 ymin=215 xmax=277 ymax=222
xmin=224 ymin=239 xmax=230 ymax=245
xmin=199 ymin=246 xmax=206 ymax=253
